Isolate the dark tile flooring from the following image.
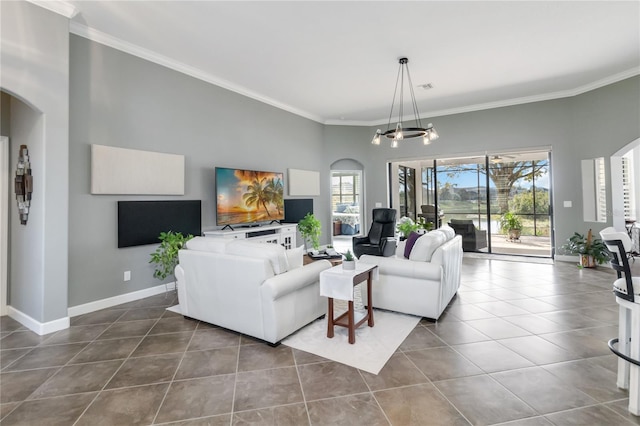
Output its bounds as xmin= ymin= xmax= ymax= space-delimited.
xmin=1 ymin=258 xmax=640 ymax=425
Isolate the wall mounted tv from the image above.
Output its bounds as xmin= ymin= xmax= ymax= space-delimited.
xmin=215 ymin=167 xmax=284 ymax=227
xmin=283 ymin=198 xmax=313 ymax=223
xmin=117 ymin=200 xmax=201 ymax=248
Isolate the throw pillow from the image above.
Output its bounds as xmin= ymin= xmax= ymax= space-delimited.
xmin=404 ymin=231 xmax=421 ymax=258
xmin=409 ymin=231 xmax=446 ymax=262
xmin=285 ymin=246 xmax=304 ymax=270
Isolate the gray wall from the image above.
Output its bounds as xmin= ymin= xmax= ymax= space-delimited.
xmin=1 ymin=1 xmax=69 ymax=323
xmin=69 ymin=33 xmax=639 ymax=308
xmin=8 ymin=5 xmax=636 ymax=314
xmin=323 ymin=78 xmax=639 ymax=254
xmin=69 ymin=35 xmax=330 ymax=307
xmin=1 ymin=92 xmax=10 ymax=134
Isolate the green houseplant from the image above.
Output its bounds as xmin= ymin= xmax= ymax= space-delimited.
xmin=149 ymin=231 xmax=193 ymax=286
xmin=298 ymin=213 xmax=321 ymax=251
xmin=499 ymin=211 xmax=523 ymax=241
xmin=561 ymin=229 xmax=610 ymax=268
xmin=342 ymin=249 xmax=355 ymax=270
xmin=396 ymin=216 xmax=420 ymax=240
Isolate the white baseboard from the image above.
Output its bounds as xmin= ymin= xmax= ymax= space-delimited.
xmin=67 ymin=282 xmax=176 ymax=318
xmin=8 ymin=306 xmax=70 ymax=336
xmin=555 ymin=255 xmax=578 ymax=263
xmin=555 ymin=254 xmax=613 ymax=269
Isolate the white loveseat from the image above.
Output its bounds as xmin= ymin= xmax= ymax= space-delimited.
xmin=174 ymin=237 xmax=331 ymax=344
xmin=358 ymin=226 xmax=463 ymax=320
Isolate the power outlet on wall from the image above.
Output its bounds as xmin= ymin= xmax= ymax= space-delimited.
xmin=124 ymin=271 xmax=131 ymax=281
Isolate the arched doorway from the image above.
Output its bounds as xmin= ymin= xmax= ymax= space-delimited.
xmin=330 ymin=159 xmax=364 ymax=253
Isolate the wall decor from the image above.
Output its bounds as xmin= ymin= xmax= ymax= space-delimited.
xmin=288 ymin=168 xmax=320 ymax=196
xmin=91 ymin=144 xmax=185 ymax=195
xmin=14 ymin=144 xmax=33 ymax=225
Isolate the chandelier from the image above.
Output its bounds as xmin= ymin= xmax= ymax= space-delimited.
xmin=371 ymin=57 xmax=439 ymax=148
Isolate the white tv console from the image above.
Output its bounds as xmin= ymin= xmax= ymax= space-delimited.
xmin=203 ymin=223 xmax=297 ymax=249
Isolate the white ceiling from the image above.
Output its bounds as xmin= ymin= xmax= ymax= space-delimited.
xmin=37 ymin=1 xmax=640 ymax=126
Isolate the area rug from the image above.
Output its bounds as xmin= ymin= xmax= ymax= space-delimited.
xmin=282 ymin=309 xmax=420 ymax=375
xmin=166 ymin=305 xmax=181 ymax=314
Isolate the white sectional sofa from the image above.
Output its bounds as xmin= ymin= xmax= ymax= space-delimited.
xmin=174 ymin=237 xmax=331 ymax=344
xmin=358 ymin=226 xmax=463 ymax=320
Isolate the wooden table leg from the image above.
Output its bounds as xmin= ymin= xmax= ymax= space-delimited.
xmin=348 ymin=300 xmax=355 ymax=344
xmin=327 ymin=297 xmax=334 ymax=338
xmin=367 ymin=272 xmax=374 ymax=327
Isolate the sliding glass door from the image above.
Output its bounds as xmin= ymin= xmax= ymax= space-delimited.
xmin=408 ymin=150 xmax=553 ymax=258
xmin=399 ymin=165 xmax=417 ymax=220
xmin=487 ymin=152 xmax=551 ymax=256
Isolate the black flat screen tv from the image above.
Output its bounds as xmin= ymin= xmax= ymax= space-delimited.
xmin=117 ymin=200 xmax=201 ymax=248
xmin=283 ymin=198 xmax=313 ymax=223
xmin=215 ymin=167 xmax=284 ymax=226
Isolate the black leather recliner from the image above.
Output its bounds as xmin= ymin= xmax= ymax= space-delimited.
xmin=352 ymin=208 xmax=397 ymax=258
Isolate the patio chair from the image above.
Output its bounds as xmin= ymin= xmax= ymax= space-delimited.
xmin=448 ymin=219 xmax=487 ymax=252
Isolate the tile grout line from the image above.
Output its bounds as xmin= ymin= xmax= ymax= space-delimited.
xmin=72 ymin=296 xmax=176 ymax=425
xmin=150 ymin=314 xmax=200 ymax=424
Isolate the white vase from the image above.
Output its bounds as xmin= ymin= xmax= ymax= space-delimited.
xmin=343 ymin=260 xmax=356 ymax=270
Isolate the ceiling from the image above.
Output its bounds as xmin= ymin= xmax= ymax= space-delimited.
xmin=37 ymin=1 xmax=640 ymax=126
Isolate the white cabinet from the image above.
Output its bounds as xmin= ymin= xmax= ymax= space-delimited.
xmin=204 ymin=224 xmax=297 ymax=249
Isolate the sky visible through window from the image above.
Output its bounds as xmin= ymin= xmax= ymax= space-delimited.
xmin=432 ymin=161 xmax=550 ymax=190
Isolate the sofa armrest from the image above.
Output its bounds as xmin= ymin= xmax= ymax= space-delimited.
xmin=262 ymin=260 xmax=331 ymax=300
xmin=381 ymin=238 xmax=397 ymax=257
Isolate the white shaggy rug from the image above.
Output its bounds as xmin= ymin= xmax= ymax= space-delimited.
xmin=166 ymin=305 xmax=182 ymax=314
xmin=282 ymin=309 xmax=420 ymax=375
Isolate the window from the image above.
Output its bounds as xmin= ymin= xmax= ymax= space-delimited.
xmin=331 ymin=173 xmax=360 ymax=211
xmin=622 ymin=155 xmax=636 ymax=220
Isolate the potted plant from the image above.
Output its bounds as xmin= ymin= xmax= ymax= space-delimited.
xmin=149 ymin=231 xmax=193 ymax=289
xmin=500 ymin=211 xmax=523 ymax=241
xmin=417 ymin=217 xmax=435 ymax=233
xmin=561 ymin=229 xmax=610 ymax=268
xmin=396 ymin=216 xmax=420 ymax=240
xmin=342 ymin=249 xmax=355 ymax=270
xmin=298 ymin=212 xmax=321 ymax=251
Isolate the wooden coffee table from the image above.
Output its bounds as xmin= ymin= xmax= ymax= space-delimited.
xmin=303 ymin=254 xmax=342 ymax=267
xmin=320 ymin=264 xmax=377 ymax=344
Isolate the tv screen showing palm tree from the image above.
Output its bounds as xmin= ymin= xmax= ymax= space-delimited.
xmin=215 ymin=167 xmax=284 ymax=226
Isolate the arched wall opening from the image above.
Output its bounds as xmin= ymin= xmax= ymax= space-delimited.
xmin=330 ymin=159 xmax=365 ymax=253
xmin=0 ymin=90 xmax=46 ymax=323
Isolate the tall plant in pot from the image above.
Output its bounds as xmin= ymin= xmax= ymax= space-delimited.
xmin=499 ymin=211 xmax=522 ymax=241
xmin=298 ymin=213 xmax=321 ymax=251
xmin=561 ymin=229 xmax=610 ymax=268
xmin=149 ymin=231 xmax=193 ymax=290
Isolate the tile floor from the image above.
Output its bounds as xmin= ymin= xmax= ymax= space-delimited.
xmin=1 ymin=258 xmax=640 ymax=425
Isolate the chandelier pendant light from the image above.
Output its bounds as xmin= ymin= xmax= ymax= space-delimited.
xmin=371 ymin=57 xmax=439 ymax=148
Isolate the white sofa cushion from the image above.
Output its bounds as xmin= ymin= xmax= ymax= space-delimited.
xmin=285 ymin=246 xmax=304 ymax=270
xmin=226 ymin=240 xmax=289 ymax=275
xmin=438 ymin=225 xmax=456 ymax=241
xmin=186 ymin=237 xmax=232 ymax=253
xmin=409 ymin=231 xmax=446 ymax=262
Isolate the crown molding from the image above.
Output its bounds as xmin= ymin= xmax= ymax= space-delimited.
xmin=27 ymin=0 xmax=78 ymax=19
xmin=69 ymin=21 xmax=638 ymax=128
xmin=69 ymin=22 xmax=324 ymax=124
xmin=325 ymin=67 xmax=640 ymax=127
